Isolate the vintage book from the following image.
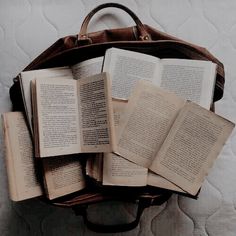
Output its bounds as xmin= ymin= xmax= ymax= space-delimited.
xmin=42 ymin=155 xmax=86 ymax=200
xmin=103 ymin=47 xmax=216 ymax=109
xmin=2 ymin=112 xmax=43 ymax=201
xmin=31 ymin=72 xmax=115 ymax=158
xmin=19 ymin=57 xmax=103 ymax=133
xmin=87 ymin=152 xmax=185 ymax=193
xmin=115 ymin=80 xmax=234 ymax=195
xmin=2 ymin=112 xmax=86 ymax=200
xmin=102 ymin=152 xmax=185 ymax=193
xmin=101 ymin=98 xmax=185 ymax=193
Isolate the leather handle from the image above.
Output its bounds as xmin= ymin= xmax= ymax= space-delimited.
xmin=73 ymin=194 xmax=171 ymax=233
xmin=73 ymin=197 xmax=149 ymax=233
xmin=78 ymin=3 xmax=151 ymax=43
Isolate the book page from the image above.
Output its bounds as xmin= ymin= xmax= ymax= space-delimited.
xmin=117 ymin=80 xmax=186 ymax=168
xmin=35 ymin=77 xmax=80 ymax=157
xmin=2 ymin=112 xmax=42 ymax=201
xmin=77 ymin=72 xmax=115 ymax=153
xmin=19 ymin=67 xmax=73 ymax=133
xmin=71 ymin=57 xmax=104 ymax=79
xmin=147 ymin=171 xmax=185 ymax=193
xmin=103 ymin=153 xmax=148 ymax=186
xmin=158 ymin=59 xmax=216 ymax=109
xmin=112 ymin=98 xmax=128 ymax=133
xmin=103 ymin=99 xmax=147 ymax=186
xmin=42 ymin=155 xmax=85 ymax=200
xmin=150 ymin=102 xmax=235 ymax=195
xmin=103 ymin=48 xmax=160 ymax=99
xmin=112 ymin=98 xmax=128 ymax=150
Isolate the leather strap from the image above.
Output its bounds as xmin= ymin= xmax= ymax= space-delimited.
xmin=78 ymin=3 xmax=151 ymax=43
xmin=78 ymin=202 xmax=144 ymax=233
xmin=73 ymin=193 xmax=171 ymax=233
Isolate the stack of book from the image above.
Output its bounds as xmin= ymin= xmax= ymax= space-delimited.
xmin=2 ymin=48 xmax=234 ymax=201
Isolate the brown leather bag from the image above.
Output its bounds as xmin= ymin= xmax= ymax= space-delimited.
xmin=9 ymin=3 xmax=225 ymax=233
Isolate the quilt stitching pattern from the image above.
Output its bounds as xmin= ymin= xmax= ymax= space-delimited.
xmin=0 ymin=0 xmax=236 ymax=235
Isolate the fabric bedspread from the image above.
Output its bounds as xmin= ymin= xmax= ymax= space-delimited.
xmin=0 ymin=1 xmax=236 ymax=235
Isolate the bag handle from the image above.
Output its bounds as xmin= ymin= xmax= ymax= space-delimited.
xmin=78 ymin=3 xmax=151 ymax=43
xmin=73 ymin=194 xmax=171 ymax=233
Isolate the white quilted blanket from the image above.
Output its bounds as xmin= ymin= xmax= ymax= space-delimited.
xmin=0 ymin=1 xmax=236 ymax=235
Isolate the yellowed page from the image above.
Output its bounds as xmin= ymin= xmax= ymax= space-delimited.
xmin=103 ymin=153 xmax=148 ymax=186
xmin=150 ymin=102 xmax=235 ymax=195
xmin=103 ymin=98 xmax=148 ymax=186
xmin=117 ymin=80 xmax=186 ymax=168
xmin=158 ymin=59 xmax=216 ymax=109
xmin=112 ymin=98 xmax=128 ymax=134
xmin=78 ymin=72 xmax=115 ymax=153
xmin=147 ymin=171 xmax=185 ymax=193
xmin=2 ymin=114 xmax=18 ymax=200
xmin=103 ymin=48 xmax=161 ymax=99
xmin=2 ymin=112 xmax=42 ymax=201
xmin=71 ymin=57 xmax=104 ymax=79
xmin=19 ymin=67 xmax=73 ymax=133
xmin=35 ymin=77 xmax=80 ymax=157
xmin=42 ymin=155 xmax=85 ymax=200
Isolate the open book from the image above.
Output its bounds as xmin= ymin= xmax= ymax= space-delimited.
xmin=19 ymin=57 xmax=103 ymax=133
xmin=115 ymin=81 xmax=234 ymax=195
xmin=31 ymin=72 xmax=115 ymax=158
xmin=103 ymin=48 xmax=216 ymax=109
xmin=2 ymin=112 xmax=42 ymax=201
xmin=2 ymin=112 xmax=86 ymax=200
xmin=42 ymin=155 xmax=85 ymax=200
xmin=98 ymin=98 xmax=185 ymax=193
